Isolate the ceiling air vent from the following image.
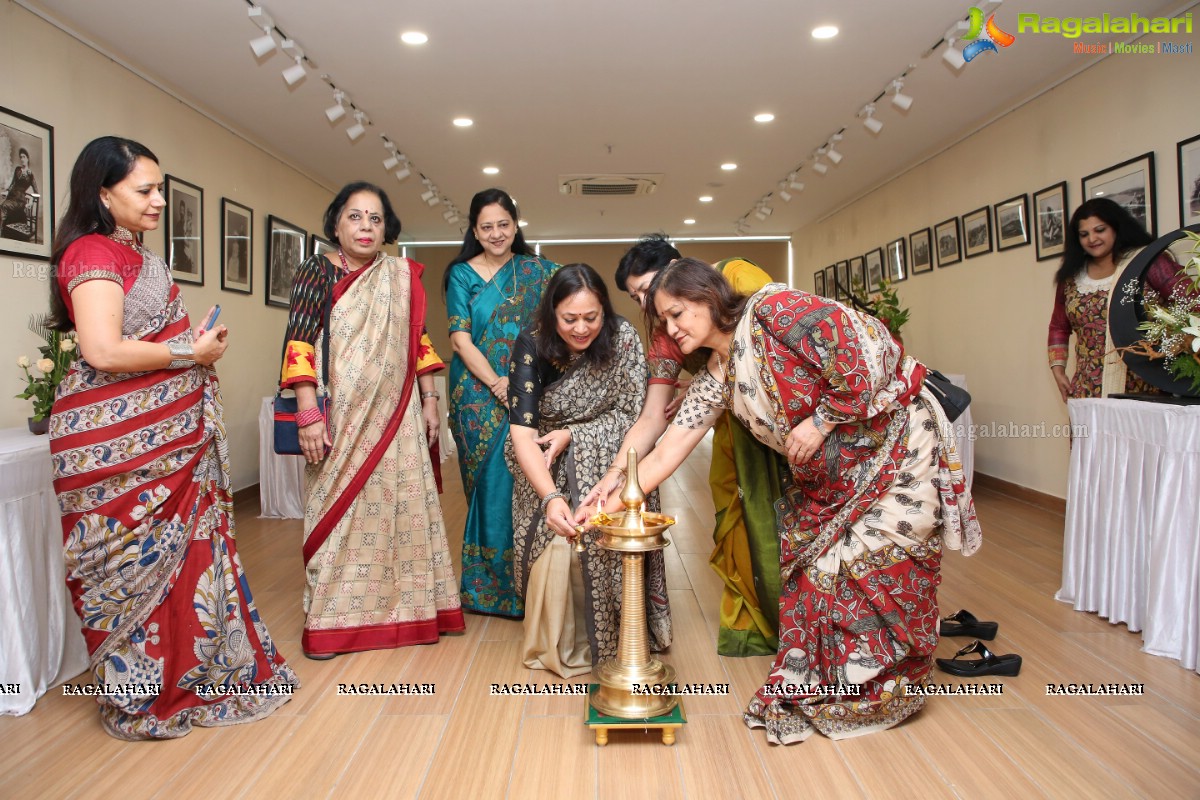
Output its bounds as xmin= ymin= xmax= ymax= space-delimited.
xmin=559 ymin=174 xmax=662 ymax=197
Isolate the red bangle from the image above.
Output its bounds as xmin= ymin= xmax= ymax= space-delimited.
xmin=295 ymin=406 xmax=324 ymax=428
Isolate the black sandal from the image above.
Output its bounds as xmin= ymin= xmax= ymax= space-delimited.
xmin=935 ymin=640 xmax=1022 ymax=677
xmin=939 ymin=609 xmax=998 ymax=640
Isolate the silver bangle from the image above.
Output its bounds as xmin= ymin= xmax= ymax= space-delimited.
xmin=811 ymin=415 xmax=828 ymax=436
xmin=540 ymin=490 xmax=566 ymax=513
xmin=168 ymin=340 xmax=194 ymax=370
xmin=420 ymin=390 xmax=440 ymax=401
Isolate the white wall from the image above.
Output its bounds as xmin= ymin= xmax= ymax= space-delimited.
xmin=792 ymin=48 xmax=1200 ymax=498
xmin=1 ymin=3 xmax=333 ymax=490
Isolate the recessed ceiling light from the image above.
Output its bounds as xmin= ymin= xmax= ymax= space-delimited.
xmin=720 ymin=163 xmax=737 ymax=171
xmin=683 ymin=219 xmax=696 ymax=225
xmin=699 ymin=196 xmax=713 ymax=203
xmin=812 ymin=25 xmax=839 ymax=39
xmin=400 ymin=31 xmax=428 ymax=45
xmin=453 ymin=117 xmax=473 ymax=127
xmin=754 ymin=113 xmax=775 ymax=123
xmin=482 ymin=166 xmax=499 ymax=175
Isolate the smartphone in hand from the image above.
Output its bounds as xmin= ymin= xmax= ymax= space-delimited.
xmin=199 ymin=305 xmax=221 ymax=336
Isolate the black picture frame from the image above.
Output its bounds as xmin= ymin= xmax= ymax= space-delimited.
xmin=165 ymin=175 xmax=204 ymax=285
xmin=935 ymin=217 xmax=961 ymax=267
xmin=963 ymin=206 xmax=992 ymax=258
xmin=864 ymin=248 xmax=884 ymax=290
xmin=886 ymin=237 xmax=907 ymax=282
xmin=0 ymin=106 xmax=54 ymax=259
xmin=834 ymin=260 xmax=850 ymax=300
xmin=1177 ymin=133 xmax=1200 ymax=228
xmin=849 ymin=255 xmax=866 ymax=292
xmin=1082 ymin=152 xmax=1156 ymax=237
xmin=994 ymin=193 xmax=1030 ymax=251
xmin=822 ymin=264 xmax=835 ymax=298
xmin=909 ymin=228 xmax=933 ymax=274
xmin=266 ymin=215 xmax=307 ymax=308
xmin=813 ymin=269 xmax=826 ymax=297
xmin=1033 ymin=182 xmax=1068 ymax=262
xmin=311 ymin=233 xmax=336 ymax=260
xmin=220 ymin=198 xmax=252 ymax=295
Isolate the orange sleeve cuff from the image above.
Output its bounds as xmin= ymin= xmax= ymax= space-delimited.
xmin=416 ymin=333 xmax=445 ymax=375
xmin=281 ymin=340 xmax=317 ymax=387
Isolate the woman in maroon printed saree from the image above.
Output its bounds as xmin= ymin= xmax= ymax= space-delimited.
xmin=587 ymin=258 xmax=982 ymax=743
xmin=48 ymin=137 xmax=297 ymax=740
xmin=281 ymin=182 xmax=464 ymax=658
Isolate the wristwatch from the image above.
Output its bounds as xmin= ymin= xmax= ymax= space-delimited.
xmin=168 ymin=340 xmax=195 ymax=370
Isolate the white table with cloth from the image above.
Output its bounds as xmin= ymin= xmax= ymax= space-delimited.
xmin=259 ymin=376 xmax=453 ymax=519
xmin=0 ymin=427 xmax=90 ymax=715
xmin=1057 ymin=398 xmax=1200 ymax=674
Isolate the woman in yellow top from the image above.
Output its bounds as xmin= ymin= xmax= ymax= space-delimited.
xmin=583 ymin=234 xmax=784 ymax=656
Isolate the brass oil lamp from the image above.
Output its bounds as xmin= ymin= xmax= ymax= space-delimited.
xmin=580 ymin=447 xmax=679 ymax=721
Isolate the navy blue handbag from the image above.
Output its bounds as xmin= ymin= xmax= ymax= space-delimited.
xmin=273 ymin=291 xmax=331 ymax=456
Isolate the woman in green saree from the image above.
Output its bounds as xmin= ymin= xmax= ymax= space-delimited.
xmin=446 ymin=189 xmax=556 ymax=617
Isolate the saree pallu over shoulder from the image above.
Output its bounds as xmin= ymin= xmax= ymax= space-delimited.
xmin=302 ymin=256 xmax=464 ymax=655
xmin=51 ymin=246 xmax=297 ymax=741
xmin=509 ymin=319 xmax=672 ymax=664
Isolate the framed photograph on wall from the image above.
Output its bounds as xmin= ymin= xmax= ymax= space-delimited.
xmin=849 ymin=255 xmax=866 ymax=293
xmin=822 ymin=264 xmax=835 ymax=297
xmin=994 ymin=194 xmax=1030 ymax=251
xmin=813 ymin=269 xmax=826 ymax=297
xmin=885 ymin=238 xmax=907 ymax=282
xmin=935 ymin=217 xmax=961 ymax=267
xmin=0 ymin=106 xmax=54 ymax=259
xmin=834 ymin=261 xmax=850 ymax=300
xmin=165 ymin=175 xmax=203 ymax=285
xmin=864 ymin=247 xmax=884 ymax=290
xmin=311 ymin=233 xmax=336 ymax=260
xmin=1178 ymin=134 xmax=1200 ymax=227
xmin=220 ymin=198 xmax=252 ymax=295
xmin=266 ymin=215 xmax=307 ymax=308
xmin=963 ymin=206 xmax=992 ymax=258
xmin=1082 ymin=152 xmax=1156 ymax=236
xmin=1033 ymin=182 xmax=1068 ymax=262
xmin=909 ymin=228 xmax=933 ymax=274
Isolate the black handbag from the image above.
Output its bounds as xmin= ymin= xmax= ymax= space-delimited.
xmin=273 ymin=291 xmax=332 ymax=456
xmin=924 ymin=369 xmax=972 ymax=422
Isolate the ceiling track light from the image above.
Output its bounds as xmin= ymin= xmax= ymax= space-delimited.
xmin=861 ymin=103 xmax=883 ymax=133
xmin=420 ymin=189 xmax=436 ymax=203
xmin=812 ymin=161 xmax=829 ymax=175
xmin=826 ymin=146 xmax=843 ymax=165
xmin=942 ymin=41 xmax=967 ymax=70
xmin=324 ymin=89 xmax=347 ymax=122
xmin=891 ymin=78 xmax=914 ymax=110
xmin=345 ymin=111 xmax=367 ymax=141
xmin=248 ymin=6 xmax=276 ymax=57
xmin=778 ymin=185 xmax=793 ymax=202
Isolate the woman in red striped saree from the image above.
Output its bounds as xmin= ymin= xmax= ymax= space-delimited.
xmin=49 ymin=137 xmax=298 ymax=740
xmin=281 ymin=182 xmax=464 ymax=658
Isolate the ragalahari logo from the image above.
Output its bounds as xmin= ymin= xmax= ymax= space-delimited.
xmin=962 ymin=8 xmax=1016 ymax=62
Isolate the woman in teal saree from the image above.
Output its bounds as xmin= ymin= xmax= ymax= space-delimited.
xmin=446 ymin=188 xmax=556 ymax=617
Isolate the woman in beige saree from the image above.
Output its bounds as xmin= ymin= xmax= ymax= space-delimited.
xmin=281 ymin=182 xmax=464 ymax=658
xmin=507 ymin=264 xmax=671 ymax=677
